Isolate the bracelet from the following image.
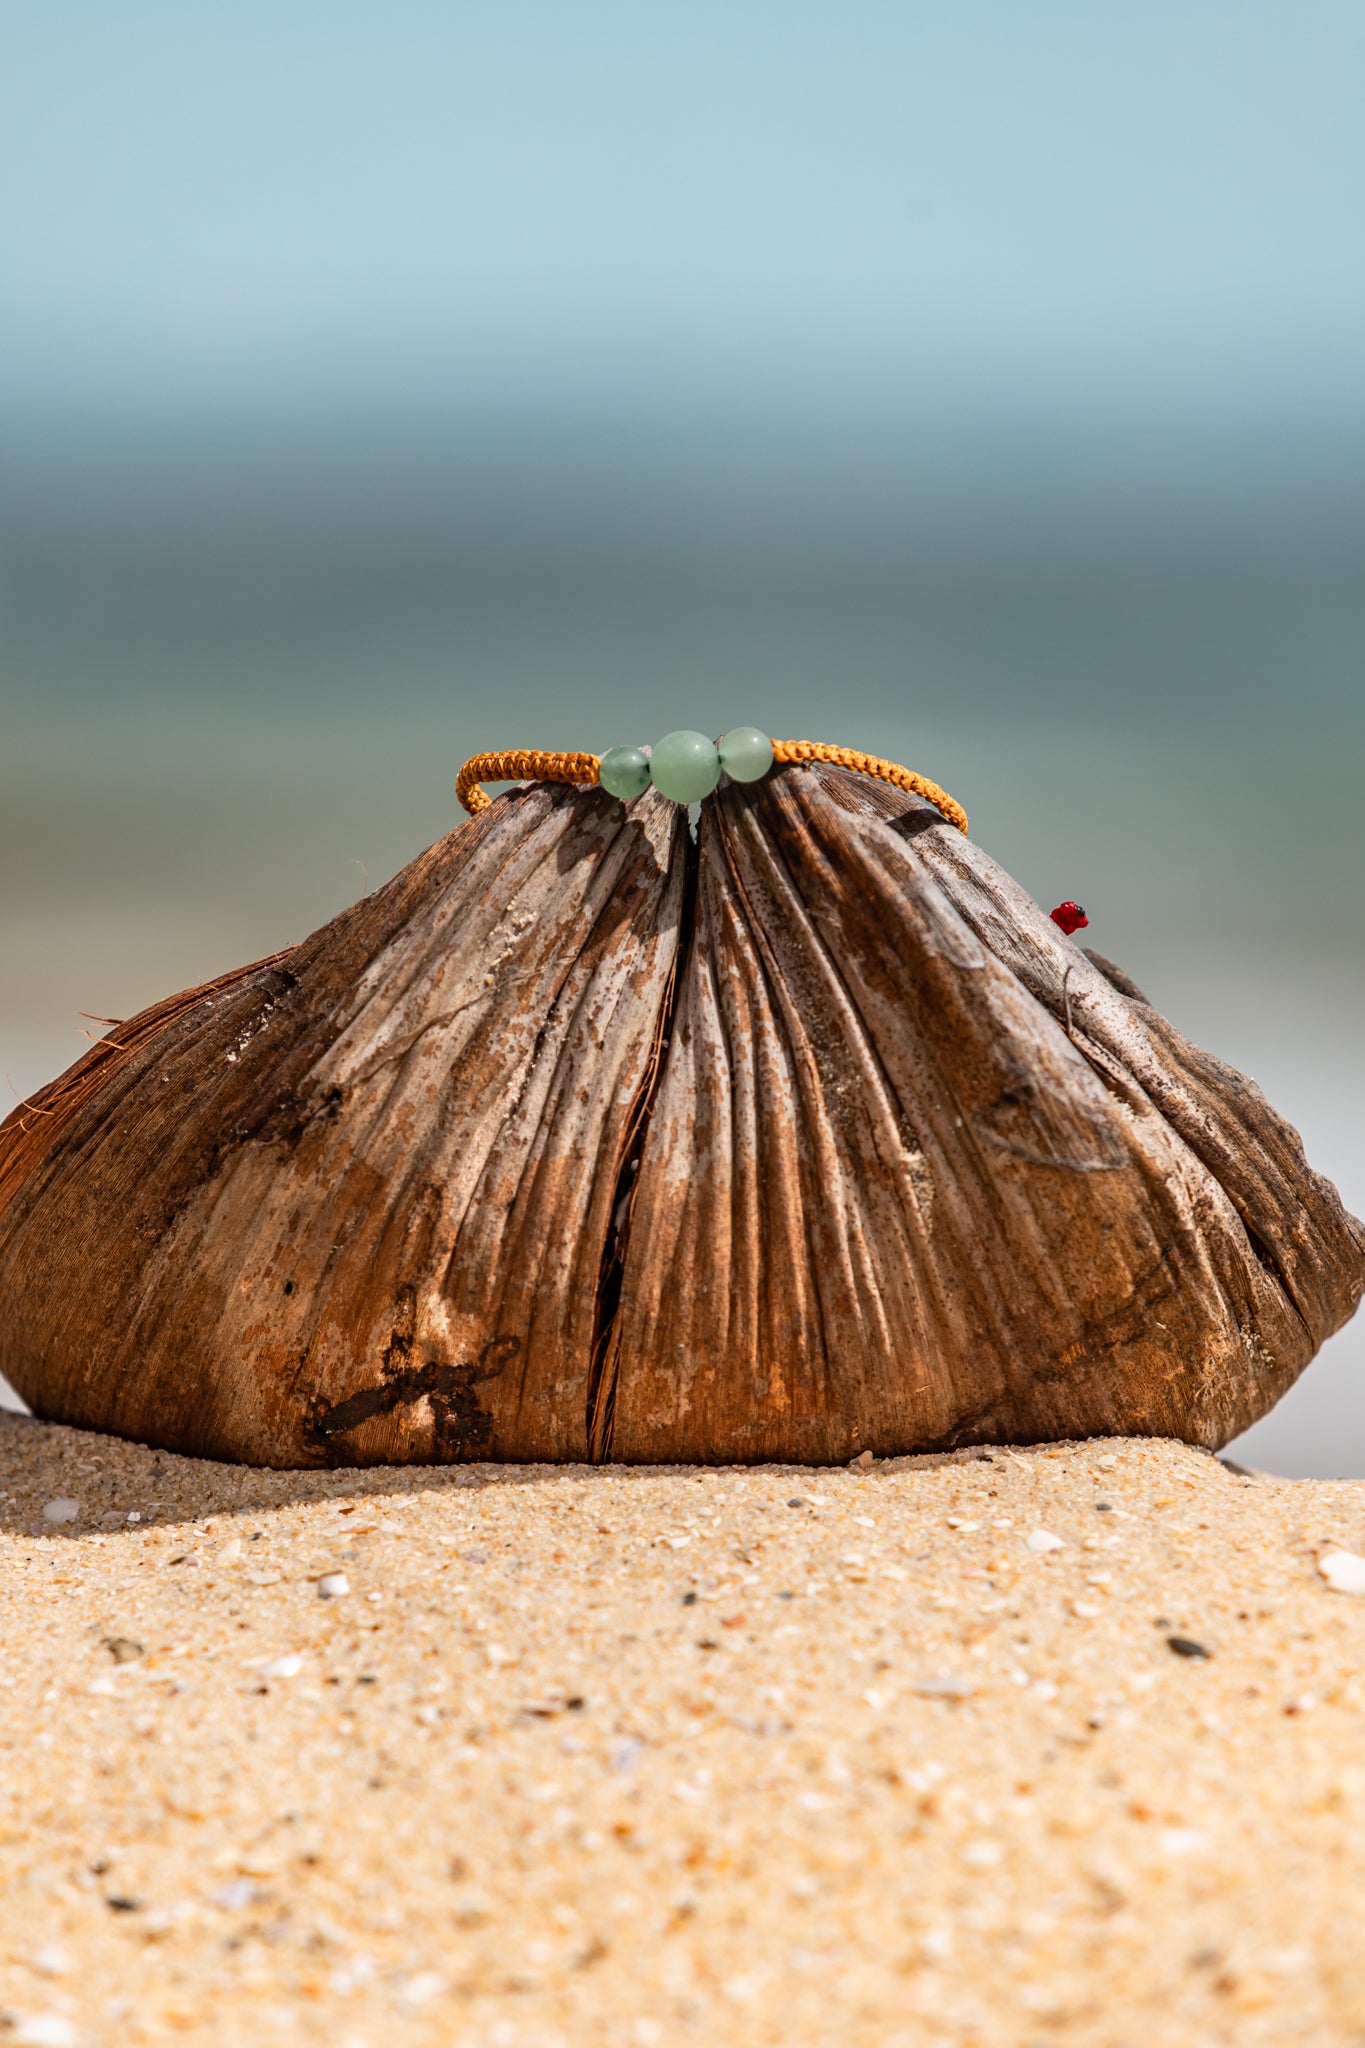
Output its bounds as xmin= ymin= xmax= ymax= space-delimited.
xmin=455 ymin=728 xmax=969 ymax=835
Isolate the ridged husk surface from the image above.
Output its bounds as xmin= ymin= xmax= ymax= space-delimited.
xmin=1 ymin=762 xmax=1361 ymax=1466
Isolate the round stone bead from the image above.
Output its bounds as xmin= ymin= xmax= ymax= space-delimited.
xmin=718 ymin=725 xmax=774 ymax=784
xmin=649 ymin=730 xmax=721 ymax=803
xmin=598 ymin=746 xmax=651 ymax=802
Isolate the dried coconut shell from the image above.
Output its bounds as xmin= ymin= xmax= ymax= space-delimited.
xmin=0 ymin=760 xmax=1360 ymax=1467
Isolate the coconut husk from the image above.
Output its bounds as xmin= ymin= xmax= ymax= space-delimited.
xmin=1 ymin=761 xmax=1360 ymax=1466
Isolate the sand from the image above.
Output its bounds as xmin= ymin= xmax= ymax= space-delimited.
xmin=2 ymin=1417 xmax=1365 ymax=2046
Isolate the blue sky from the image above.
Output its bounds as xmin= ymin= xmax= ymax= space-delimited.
xmin=5 ymin=0 xmax=1364 ymax=411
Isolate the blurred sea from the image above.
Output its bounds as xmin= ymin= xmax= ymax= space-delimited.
xmin=2 ymin=390 xmax=1361 ymax=1470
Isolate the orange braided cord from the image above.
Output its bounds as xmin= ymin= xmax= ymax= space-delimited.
xmin=457 ymin=749 xmax=601 ymax=816
xmin=770 ymin=741 xmax=968 ymax=834
xmin=456 ymin=740 xmax=967 ymax=832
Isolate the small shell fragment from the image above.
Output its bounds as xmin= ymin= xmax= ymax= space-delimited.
xmin=259 ymin=1653 xmax=302 ymax=1680
xmin=1318 ymin=1550 xmax=1365 ymax=1595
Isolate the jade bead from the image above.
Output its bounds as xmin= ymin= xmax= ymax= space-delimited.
xmin=598 ymin=746 xmax=651 ymax=802
xmin=649 ymin=730 xmax=721 ymax=803
xmin=718 ymin=725 xmax=774 ymax=784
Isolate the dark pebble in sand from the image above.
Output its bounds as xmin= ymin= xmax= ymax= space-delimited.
xmin=1167 ymin=1636 xmax=1211 ymax=1660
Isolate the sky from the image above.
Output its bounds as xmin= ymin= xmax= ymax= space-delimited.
xmin=5 ymin=0 xmax=1365 ymax=415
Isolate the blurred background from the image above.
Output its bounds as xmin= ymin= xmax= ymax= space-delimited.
xmin=2 ymin=1 xmax=1361 ymax=1469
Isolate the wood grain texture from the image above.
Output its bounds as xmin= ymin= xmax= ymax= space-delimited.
xmin=0 ymin=785 xmax=687 ymax=1464
xmin=600 ymin=764 xmax=1365 ymax=1461
xmin=0 ymin=760 xmax=1359 ymax=1466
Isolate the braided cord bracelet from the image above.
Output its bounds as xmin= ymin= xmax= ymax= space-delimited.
xmin=456 ymin=728 xmax=968 ymax=836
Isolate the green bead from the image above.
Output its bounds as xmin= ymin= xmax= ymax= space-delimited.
xmin=598 ymin=746 xmax=651 ymax=801
xmin=718 ymin=726 xmax=774 ymax=784
xmin=649 ymin=730 xmax=721 ymax=803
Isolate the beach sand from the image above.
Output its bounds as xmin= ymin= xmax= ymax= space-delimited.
xmin=2 ymin=1415 xmax=1364 ymax=2046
